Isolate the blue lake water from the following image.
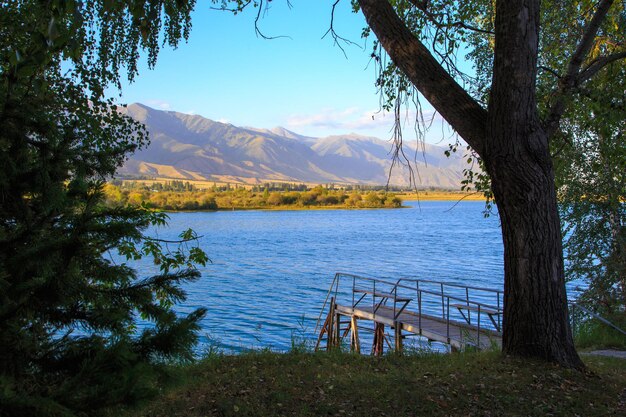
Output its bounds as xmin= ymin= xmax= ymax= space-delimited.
xmin=136 ymin=200 xmax=512 ymax=352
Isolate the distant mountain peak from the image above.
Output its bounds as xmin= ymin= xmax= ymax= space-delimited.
xmin=116 ymin=103 xmax=466 ymax=188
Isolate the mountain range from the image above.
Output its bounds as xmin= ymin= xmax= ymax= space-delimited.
xmin=117 ymin=103 xmax=467 ymax=188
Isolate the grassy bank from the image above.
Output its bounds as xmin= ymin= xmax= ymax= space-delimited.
xmin=111 ymin=351 xmax=625 ymax=417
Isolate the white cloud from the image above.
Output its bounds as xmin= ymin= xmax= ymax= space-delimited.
xmin=287 ymin=107 xmax=385 ymax=131
xmin=286 ymin=107 xmax=443 ymax=134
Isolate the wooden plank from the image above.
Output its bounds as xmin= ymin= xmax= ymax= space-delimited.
xmin=393 ymin=307 xmax=502 ymax=337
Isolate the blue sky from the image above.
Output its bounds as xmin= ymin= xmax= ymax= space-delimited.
xmin=115 ymin=1 xmax=448 ymax=142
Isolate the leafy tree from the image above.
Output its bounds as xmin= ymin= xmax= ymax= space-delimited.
xmin=0 ymin=1 xmax=206 ymax=416
xmin=343 ymin=0 xmax=626 ymax=368
xmin=555 ymin=65 xmax=625 ymax=317
xmin=463 ymin=0 xmax=625 ymax=323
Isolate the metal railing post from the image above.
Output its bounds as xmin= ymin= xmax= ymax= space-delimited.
xmin=417 ymin=281 xmax=422 ymax=331
xmin=465 ymin=287 xmax=470 ymax=324
xmin=314 ymin=273 xmax=338 ymax=335
xmin=352 ymin=275 xmax=355 ymax=308
xmin=497 ymin=291 xmax=501 ymax=332
xmin=446 ymin=296 xmax=450 ymax=342
xmin=477 ymin=304 xmax=481 ymax=349
xmin=440 ymin=282 xmax=445 ymax=318
xmin=392 ymin=281 xmax=398 ymax=319
xmin=372 ymin=279 xmax=376 ymax=317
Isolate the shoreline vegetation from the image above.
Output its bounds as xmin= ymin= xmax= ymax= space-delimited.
xmin=104 ymin=179 xmax=485 ymax=211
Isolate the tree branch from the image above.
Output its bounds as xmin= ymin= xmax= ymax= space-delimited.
xmin=543 ymin=0 xmax=616 ymax=138
xmin=322 ymin=0 xmax=361 ymax=59
xmin=406 ymin=0 xmax=494 ymax=35
xmin=211 ymin=0 xmax=292 ymax=40
xmin=358 ymin=0 xmax=488 ymax=154
xmin=538 ymin=65 xmax=562 ymax=79
xmin=579 ymin=51 xmax=626 ymax=83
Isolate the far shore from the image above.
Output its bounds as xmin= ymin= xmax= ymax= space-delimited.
xmin=105 ymin=179 xmax=487 ymax=212
xmin=157 ymin=205 xmax=410 ymax=213
xmin=397 ymin=191 xmax=486 ymax=201
xmin=156 ymin=197 xmax=485 ymax=213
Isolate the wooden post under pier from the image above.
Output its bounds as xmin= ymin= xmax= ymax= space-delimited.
xmin=350 ymin=316 xmax=360 ymax=353
xmin=394 ymin=322 xmax=403 ymax=353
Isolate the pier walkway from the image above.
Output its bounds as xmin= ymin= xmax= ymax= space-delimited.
xmin=315 ymin=273 xmax=503 ymax=354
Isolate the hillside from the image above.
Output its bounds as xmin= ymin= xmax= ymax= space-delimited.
xmin=117 ymin=103 xmax=468 ymax=188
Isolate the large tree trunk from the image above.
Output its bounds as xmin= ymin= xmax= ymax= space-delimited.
xmin=485 ymin=135 xmax=582 ymax=366
xmin=486 ymin=0 xmax=582 ymax=367
xmin=358 ymin=0 xmax=584 ymax=367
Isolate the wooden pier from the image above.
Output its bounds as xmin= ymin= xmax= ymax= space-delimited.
xmin=315 ymin=273 xmax=503 ymax=354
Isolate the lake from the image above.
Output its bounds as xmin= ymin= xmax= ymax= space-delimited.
xmin=135 ymin=200 xmax=514 ymax=353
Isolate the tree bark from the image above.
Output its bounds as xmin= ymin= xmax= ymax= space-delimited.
xmin=487 ymin=144 xmax=581 ymax=366
xmin=359 ymin=0 xmax=584 ymax=367
xmin=485 ymin=0 xmax=582 ymax=367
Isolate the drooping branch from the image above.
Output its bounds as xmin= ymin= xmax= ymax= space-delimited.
xmin=211 ymin=0 xmax=292 ymax=40
xmin=406 ymin=0 xmax=494 ymax=35
xmin=358 ymin=0 xmax=488 ymax=154
xmin=322 ymin=0 xmax=361 ymax=59
xmin=543 ymin=0 xmax=616 ymax=138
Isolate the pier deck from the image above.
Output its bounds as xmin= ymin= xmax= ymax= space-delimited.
xmin=315 ymin=273 xmax=503 ymax=354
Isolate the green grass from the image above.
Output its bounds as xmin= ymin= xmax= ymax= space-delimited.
xmin=575 ymin=317 xmax=626 ymax=350
xmin=109 ymin=350 xmax=625 ymax=417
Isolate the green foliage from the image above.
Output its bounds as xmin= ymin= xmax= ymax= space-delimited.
xmin=574 ymin=317 xmax=626 ymax=350
xmin=0 ymin=1 xmax=207 ymax=416
xmin=463 ymin=0 xmax=626 ymax=318
xmin=556 ymin=64 xmax=626 ymax=316
xmin=460 ymin=0 xmax=626 ymax=314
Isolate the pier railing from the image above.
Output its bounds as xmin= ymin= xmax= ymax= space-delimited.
xmin=315 ymin=272 xmax=503 ymax=351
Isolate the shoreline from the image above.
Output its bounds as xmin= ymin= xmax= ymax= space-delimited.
xmin=156 ymin=205 xmax=411 ymax=213
xmin=152 ymin=198 xmax=485 ymax=213
xmin=396 ymin=192 xmax=486 ymax=201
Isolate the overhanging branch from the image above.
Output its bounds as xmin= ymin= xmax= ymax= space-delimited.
xmin=358 ymin=0 xmax=488 ymax=154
